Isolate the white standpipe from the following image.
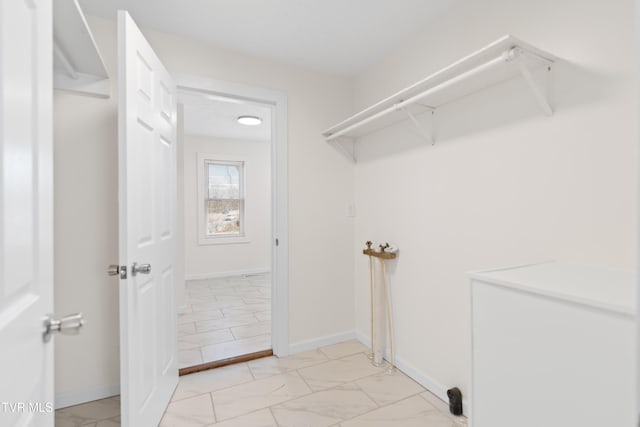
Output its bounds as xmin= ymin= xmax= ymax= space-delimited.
xmin=363 ymin=243 xmax=398 ymax=371
xmin=368 ymin=253 xmax=375 ymax=361
xmin=372 ymin=259 xmax=385 ymax=367
xmin=381 ymin=258 xmax=395 ymax=372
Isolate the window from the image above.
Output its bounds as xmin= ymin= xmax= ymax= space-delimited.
xmin=204 ymin=159 xmax=245 ymax=238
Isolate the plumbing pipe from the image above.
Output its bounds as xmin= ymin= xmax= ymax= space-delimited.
xmin=368 ymin=253 xmax=375 ymax=360
xmin=381 ymin=258 xmax=395 ymax=372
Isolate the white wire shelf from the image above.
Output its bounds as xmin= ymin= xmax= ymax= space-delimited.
xmin=53 ymin=0 xmax=110 ymax=98
xmin=322 ymin=35 xmax=557 ymax=161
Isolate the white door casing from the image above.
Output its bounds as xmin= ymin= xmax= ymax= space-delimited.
xmin=173 ymin=74 xmax=289 ymax=356
xmin=118 ymin=11 xmax=178 ymax=427
xmin=0 ymin=0 xmax=54 ymax=426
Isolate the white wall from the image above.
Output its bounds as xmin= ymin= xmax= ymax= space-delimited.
xmin=183 ymin=134 xmax=271 ymax=278
xmin=54 ymin=15 xmax=355 ymax=404
xmin=54 ymin=89 xmax=120 ymax=406
xmin=352 ymin=0 xmax=637 ymax=405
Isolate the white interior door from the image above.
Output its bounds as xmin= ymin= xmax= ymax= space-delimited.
xmin=117 ymin=11 xmax=178 ymax=427
xmin=0 ymin=0 xmax=54 ymax=426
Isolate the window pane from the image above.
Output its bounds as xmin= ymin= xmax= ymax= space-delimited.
xmin=206 ymin=199 xmax=242 ymax=236
xmin=204 ymin=160 xmax=244 ymax=238
xmin=208 ymin=164 xmax=240 ymax=199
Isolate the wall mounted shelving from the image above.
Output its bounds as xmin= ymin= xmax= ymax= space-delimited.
xmin=322 ymin=35 xmax=557 ymax=162
xmin=362 ymin=248 xmax=397 ymax=260
xmin=53 ymin=0 xmax=110 ymax=98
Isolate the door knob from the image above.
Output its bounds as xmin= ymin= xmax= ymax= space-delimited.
xmin=108 ymin=264 xmax=127 ymax=279
xmin=131 ymin=263 xmax=151 ymax=276
xmin=43 ymin=313 xmax=84 ymax=342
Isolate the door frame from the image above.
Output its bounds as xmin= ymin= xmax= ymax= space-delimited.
xmin=173 ymin=74 xmax=289 ymax=356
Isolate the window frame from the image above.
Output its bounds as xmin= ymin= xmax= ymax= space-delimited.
xmin=197 ymin=152 xmax=250 ymax=245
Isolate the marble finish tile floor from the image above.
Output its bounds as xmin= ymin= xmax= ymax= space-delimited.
xmin=55 ymin=340 xmax=467 ymax=427
xmin=178 ymin=273 xmax=272 ymax=368
xmin=54 ymin=396 xmax=120 ymax=427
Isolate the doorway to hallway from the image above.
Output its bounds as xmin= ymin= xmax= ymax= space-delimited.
xmin=174 ymin=75 xmax=288 ymax=371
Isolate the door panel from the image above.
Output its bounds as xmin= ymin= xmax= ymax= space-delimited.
xmin=0 ymin=0 xmax=53 ymax=426
xmin=118 ymin=11 xmax=178 ymax=427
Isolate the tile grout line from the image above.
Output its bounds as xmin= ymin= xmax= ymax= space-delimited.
xmin=209 ymin=391 xmax=218 ymax=424
xmin=341 ymin=392 xmax=441 ymax=425
xmin=266 ymin=367 xmax=428 ymax=426
xmin=208 ymin=375 xmax=308 ymax=421
xmin=247 ymin=360 xmax=258 ymax=380
xmin=211 ymin=406 xmax=279 ymax=426
xmin=348 ymin=377 xmax=382 ymax=410
xmin=268 ymin=406 xmax=282 ymax=427
xmin=170 ymin=364 xmax=257 ymax=403
xmin=229 ymin=326 xmax=239 ymax=340
xmin=294 ymin=365 xmax=316 ymax=394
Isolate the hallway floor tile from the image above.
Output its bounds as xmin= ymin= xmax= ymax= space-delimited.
xmin=178 ymin=273 xmax=271 ymax=369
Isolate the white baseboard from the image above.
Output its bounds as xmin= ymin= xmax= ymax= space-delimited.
xmin=353 ymin=331 xmax=469 ymax=416
xmin=185 ymin=268 xmax=270 ymax=281
xmin=287 ymin=330 xmax=358 ymax=355
xmin=55 ymin=384 xmax=120 ymax=409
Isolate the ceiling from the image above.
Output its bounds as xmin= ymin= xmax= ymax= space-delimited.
xmin=179 ymin=90 xmax=272 ymax=141
xmin=78 ymin=0 xmax=460 ymax=76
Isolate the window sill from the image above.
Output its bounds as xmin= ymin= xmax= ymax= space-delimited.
xmin=198 ymin=236 xmax=251 ymax=246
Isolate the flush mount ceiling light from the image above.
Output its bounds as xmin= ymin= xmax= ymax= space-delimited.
xmin=237 ymin=115 xmax=262 ymax=126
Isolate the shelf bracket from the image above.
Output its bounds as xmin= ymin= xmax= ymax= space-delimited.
xmin=405 ymin=110 xmax=435 ymax=145
xmin=53 ymin=41 xmax=79 ymax=80
xmin=329 ymin=136 xmax=357 ymax=163
xmin=517 ymin=60 xmax=553 ymax=116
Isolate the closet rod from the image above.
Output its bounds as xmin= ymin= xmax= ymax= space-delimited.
xmin=326 ymin=47 xmax=542 ymax=142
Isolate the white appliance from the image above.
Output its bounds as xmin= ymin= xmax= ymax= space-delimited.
xmin=469 ymin=261 xmax=636 ymax=427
